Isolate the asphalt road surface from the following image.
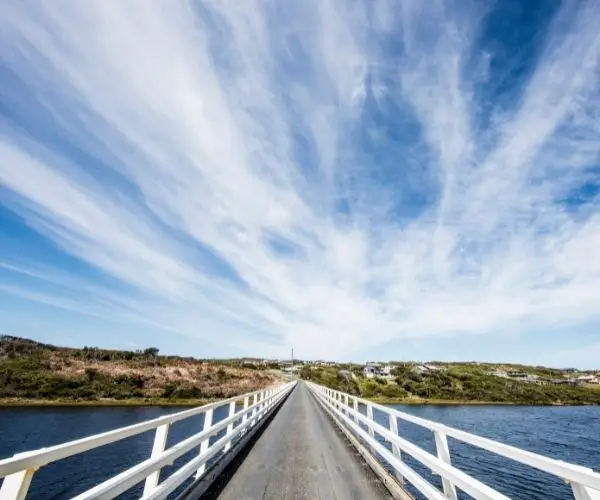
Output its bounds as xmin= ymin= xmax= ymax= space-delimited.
xmin=211 ymin=381 xmax=393 ymax=500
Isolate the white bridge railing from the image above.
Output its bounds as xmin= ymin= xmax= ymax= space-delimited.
xmin=307 ymin=381 xmax=600 ymax=500
xmin=0 ymin=381 xmax=296 ymax=500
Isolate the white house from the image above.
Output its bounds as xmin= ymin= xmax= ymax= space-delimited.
xmin=424 ymin=364 xmax=446 ymax=372
xmin=577 ymin=375 xmax=600 ymax=384
xmin=412 ymin=364 xmax=429 ymax=375
xmin=380 ymin=364 xmax=396 ymax=378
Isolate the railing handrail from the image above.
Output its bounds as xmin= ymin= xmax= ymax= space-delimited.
xmin=350 ymin=388 xmax=600 ymax=490
xmin=309 ymin=382 xmax=507 ymax=500
xmin=0 ymin=384 xmax=278 ymax=478
xmin=0 ymin=381 xmax=296 ymax=500
xmin=307 ymin=382 xmax=600 ymax=499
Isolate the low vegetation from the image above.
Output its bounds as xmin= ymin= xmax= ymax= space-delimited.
xmin=0 ymin=336 xmax=279 ymax=404
xmin=299 ymin=363 xmax=600 ymax=405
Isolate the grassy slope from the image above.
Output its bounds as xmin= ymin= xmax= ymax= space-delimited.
xmin=0 ymin=336 xmax=280 ymax=405
xmin=300 ymin=364 xmax=600 ymax=405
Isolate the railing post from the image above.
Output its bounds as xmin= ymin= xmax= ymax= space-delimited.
xmin=194 ymin=407 xmax=214 ymax=479
xmin=353 ymin=397 xmax=359 ymax=424
xmin=343 ymin=394 xmax=349 ymax=416
xmin=223 ymin=401 xmax=236 ymax=452
xmin=388 ymin=414 xmax=405 ymax=484
xmin=258 ymin=390 xmax=266 ymax=417
xmin=251 ymin=393 xmax=259 ymax=426
xmin=0 ymin=452 xmax=37 ymax=500
xmin=265 ymin=389 xmax=271 ymax=410
xmin=241 ymin=395 xmax=250 ymax=433
xmin=255 ymin=392 xmax=262 ymax=418
xmin=571 ymin=482 xmax=600 ymax=500
xmin=434 ymin=430 xmax=458 ymax=500
xmin=142 ymin=423 xmax=170 ymax=495
xmin=366 ymin=403 xmax=375 ymax=439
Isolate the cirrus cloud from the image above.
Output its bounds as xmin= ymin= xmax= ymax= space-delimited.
xmin=1 ymin=0 xmax=599 ymax=360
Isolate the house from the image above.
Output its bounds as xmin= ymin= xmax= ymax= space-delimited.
xmin=553 ymin=378 xmax=581 ymax=386
xmin=424 ymin=364 xmax=446 ymax=372
xmin=412 ymin=364 xmax=429 ymax=375
xmin=576 ymin=375 xmax=600 ymax=384
xmin=363 ymin=364 xmax=382 ymax=379
xmin=505 ymin=372 xmax=546 ymax=384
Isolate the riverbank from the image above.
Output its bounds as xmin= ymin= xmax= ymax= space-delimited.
xmin=0 ymin=397 xmax=212 ymax=407
xmin=367 ymin=396 xmax=593 ymax=406
xmin=2 ymin=393 xmax=594 ymax=407
xmin=0 ymin=395 xmax=537 ymax=407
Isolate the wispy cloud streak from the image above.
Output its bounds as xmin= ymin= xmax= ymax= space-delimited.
xmin=1 ymin=0 xmax=599 ymax=359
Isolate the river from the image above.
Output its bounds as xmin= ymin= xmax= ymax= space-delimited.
xmin=0 ymin=404 xmax=598 ymax=499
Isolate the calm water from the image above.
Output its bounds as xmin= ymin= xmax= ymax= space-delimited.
xmin=372 ymin=404 xmax=600 ymax=500
xmin=0 ymin=405 xmax=231 ymax=499
xmin=0 ymin=405 xmax=598 ymax=499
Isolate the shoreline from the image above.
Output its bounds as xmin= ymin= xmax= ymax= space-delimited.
xmin=0 ymin=398 xmax=212 ymax=408
xmin=368 ymin=396 xmax=596 ymax=406
xmin=1 ymin=395 xmax=596 ymax=407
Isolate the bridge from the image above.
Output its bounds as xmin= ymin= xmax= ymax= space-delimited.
xmin=1 ymin=380 xmax=599 ymax=500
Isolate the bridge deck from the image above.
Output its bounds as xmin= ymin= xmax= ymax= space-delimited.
xmin=205 ymin=381 xmax=393 ymax=500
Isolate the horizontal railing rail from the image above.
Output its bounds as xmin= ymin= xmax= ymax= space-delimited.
xmin=0 ymin=381 xmax=296 ymax=500
xmin=307 ymin=381 xmax=600 ymax=500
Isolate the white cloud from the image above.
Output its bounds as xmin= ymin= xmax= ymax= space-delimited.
xmin=1 ymin=0 xmax=599 ymax=360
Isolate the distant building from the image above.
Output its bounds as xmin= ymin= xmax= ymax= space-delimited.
xmin=412 ymin=364 xmax=429 ymax=375
xmin=496 ymin=372 xmax=548 ymax=384
xmin=553 ymin=378 xmax=580 ymax=386
xmin=241 ymin=359 xmax=261 ymax=366
xmin=424 ymin=364 xmax=446 ymax=372
xmin=364 ymin=364 xmax=381 ymax=379
xmin=411 ymin=364 xmax=446 ymax=375
xmin=380 ymin=364 xmax=396 ymax=378
xmin=576 ymin=375 xmax=600 ymax=384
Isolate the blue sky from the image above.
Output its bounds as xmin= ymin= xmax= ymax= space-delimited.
xmin=1 ymin=0 xmax=599 ymax=368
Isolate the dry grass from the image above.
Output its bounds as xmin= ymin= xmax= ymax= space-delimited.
xmin=0 ymin=336 xmax=282 ymax=403
xmin=50 ymin=354 xmax=279 ymax=397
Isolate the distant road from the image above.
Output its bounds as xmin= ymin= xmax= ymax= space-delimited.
xmin=209 ymin=381 xmax=393 ymax=499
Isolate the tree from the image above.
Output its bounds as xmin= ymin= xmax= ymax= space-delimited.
xmin=144 ymin=347 xmax=159 ymax=357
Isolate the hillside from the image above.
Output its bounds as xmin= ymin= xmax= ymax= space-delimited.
xmin=0 ymin=336 xmax=280 ymax=405
xmin=300 ymin=362 xmax=600 ymax=405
